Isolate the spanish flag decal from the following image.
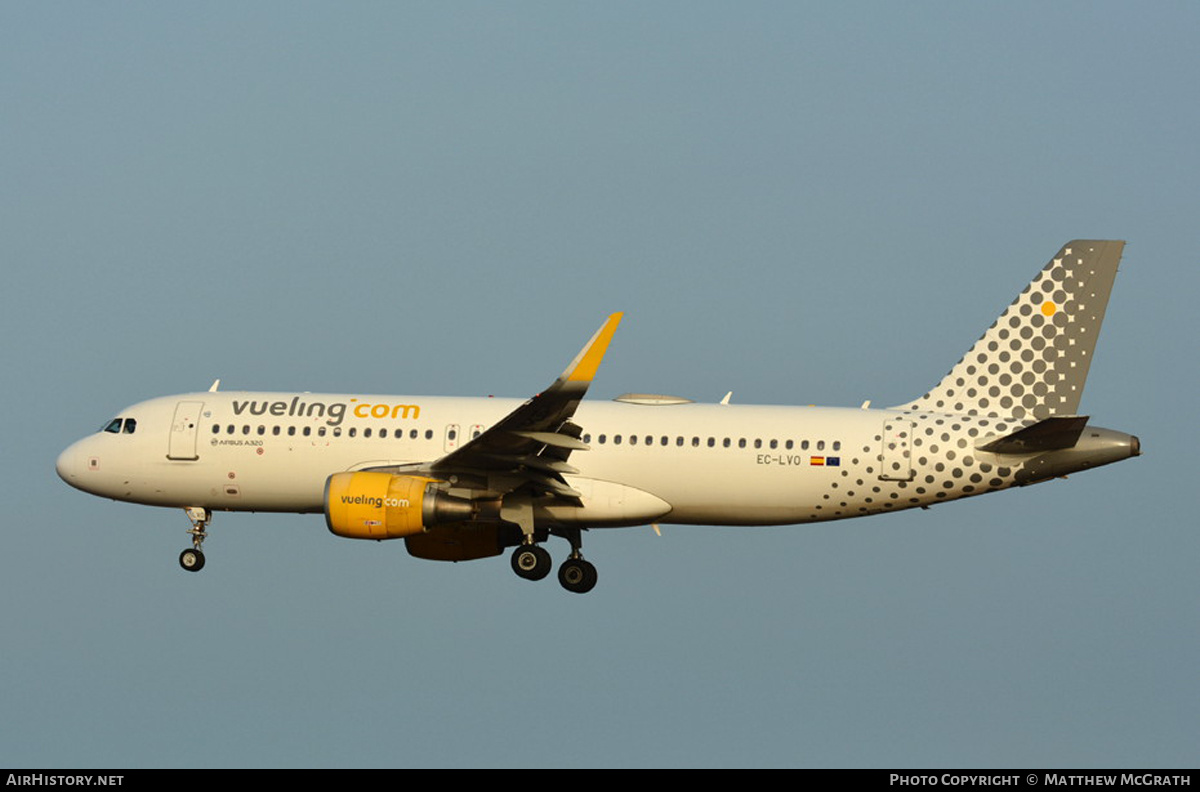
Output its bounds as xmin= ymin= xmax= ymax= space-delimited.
xmin=810 ymin=457 xmax=840 ymax=467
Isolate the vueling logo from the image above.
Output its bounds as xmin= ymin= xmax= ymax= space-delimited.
xmin=230 ymin=397 xmax=421 ymax=427
xmin=339 ymin=494 xmax=411 ymax=508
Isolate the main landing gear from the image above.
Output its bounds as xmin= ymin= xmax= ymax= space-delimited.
xmin=510 ymin=528 xmax=598 ymax=594
xmin=179 ymin=507 xmax=210 ymax=572
xmin=558 ymin=555 xmax=598 ymax=594
xmin=511 ymin=543 xmax=552 ymax=581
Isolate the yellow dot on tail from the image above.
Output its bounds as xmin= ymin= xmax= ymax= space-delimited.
xmin=1041 ymin=301 xmax=1057 ymax=316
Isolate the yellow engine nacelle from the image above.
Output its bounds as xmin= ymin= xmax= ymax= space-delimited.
xmin=324 ymin=472 xmax=474 ymax=540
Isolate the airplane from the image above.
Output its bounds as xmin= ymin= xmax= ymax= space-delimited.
xmin=56 ymin=240 xmax=1140 ymax=593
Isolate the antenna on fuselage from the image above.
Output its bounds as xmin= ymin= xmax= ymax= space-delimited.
xmin=209 ymin=379 xmax=221 ymax=392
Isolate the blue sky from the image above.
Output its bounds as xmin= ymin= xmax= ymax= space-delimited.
xmin=2 ymin=1 xmax=1196 ymax=768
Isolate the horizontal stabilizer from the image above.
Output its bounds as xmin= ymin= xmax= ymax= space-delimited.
xmin=977 ymin=415 xmax=1089 ymax=454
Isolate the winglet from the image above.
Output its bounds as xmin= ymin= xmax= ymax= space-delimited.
xmin=559 ymin=312 xmax=624 ymax=384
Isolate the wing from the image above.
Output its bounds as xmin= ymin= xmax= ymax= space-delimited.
xmin=390 ymin=312 xmax=623 ymax=505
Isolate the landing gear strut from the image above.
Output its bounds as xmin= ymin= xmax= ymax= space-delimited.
xmin=179 ymin=507 xmax=210 ymax=572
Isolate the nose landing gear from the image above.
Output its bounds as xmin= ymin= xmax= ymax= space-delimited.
xmin=179 ymin=507 xmax=211 ymax=573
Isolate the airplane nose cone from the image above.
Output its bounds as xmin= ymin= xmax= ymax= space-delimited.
xmin=56 ymin=444 xmax=80 ymax=485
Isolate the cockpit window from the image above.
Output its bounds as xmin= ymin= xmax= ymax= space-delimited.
xmin=101 ymin=418 xmax=137 ymax=434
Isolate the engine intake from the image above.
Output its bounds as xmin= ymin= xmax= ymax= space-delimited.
xmin=325 ymin=472 xmax=475 ymax=540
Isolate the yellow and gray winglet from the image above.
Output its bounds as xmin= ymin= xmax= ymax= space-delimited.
xmin=556 ymin=311 xmax=624 ymax=386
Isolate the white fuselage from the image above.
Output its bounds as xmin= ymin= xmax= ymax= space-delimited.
xmin=55 ymin=389 xmax=1138 ymax=529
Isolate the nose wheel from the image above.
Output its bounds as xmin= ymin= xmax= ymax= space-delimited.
xmin=179 ymin=547 xmax=206 ymax=571
xmin=179 ymin=507 xmax=211 ymax=573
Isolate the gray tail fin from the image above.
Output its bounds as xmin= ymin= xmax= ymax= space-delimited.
xmin=897 ymin=240 xmax=1126 ymax=420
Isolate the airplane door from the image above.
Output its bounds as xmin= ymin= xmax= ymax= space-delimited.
xmin=444 ymin=424 xmax=460 ymax=453
xmin=879 ymin=419 xmax=914 ymax=481
xmin=168 ymin=400 xmax=204 ymax=461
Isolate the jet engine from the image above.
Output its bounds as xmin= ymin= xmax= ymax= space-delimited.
xmin=324 ymin=472 xmax=475 ymax=540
